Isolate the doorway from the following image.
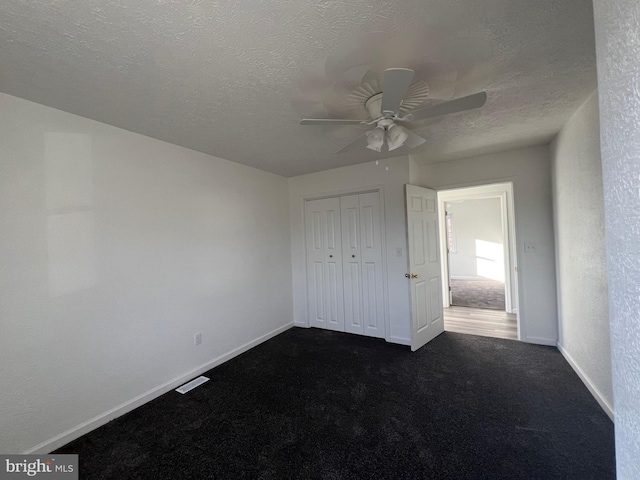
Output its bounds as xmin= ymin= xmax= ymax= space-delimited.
xmin=437 ymin=183 xmax=519 ymax=340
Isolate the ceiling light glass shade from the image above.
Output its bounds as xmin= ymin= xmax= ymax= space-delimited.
xmin=366 ymin=126 xmax=385 ymax=152
xmin=387 ymin=124 xmax=409 ymax=151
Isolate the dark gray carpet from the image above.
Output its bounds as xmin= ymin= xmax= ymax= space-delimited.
xmin=55 ymin=328 xmax=615 ymax=479
xmin=450 ymin=278 xmax=506 ymax=310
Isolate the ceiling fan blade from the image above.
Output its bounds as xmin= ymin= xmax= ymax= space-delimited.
xmin=409 ymin=91 xmax=487 ymax=121
xmin=300 ymin=118 xmax=364 ymax=125
xmin=335 ymin=131 xmax=368 ymax=154
xmin=403 ymin=129 xmax=427 ymax=149
xmin=381 ymin=68 xmax=415 ymax=114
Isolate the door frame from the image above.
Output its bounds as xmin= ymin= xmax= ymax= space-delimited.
xmin=437 ymin=182 xmax=521 ymax=338
xmin=300 ymin=185 xmax=390 ymax=342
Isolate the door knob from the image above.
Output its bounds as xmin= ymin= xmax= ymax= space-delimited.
xmin=411 ymin=273 xmax=419 ymax=279
xmin=405 ymin=273 xmax=410 ymax=278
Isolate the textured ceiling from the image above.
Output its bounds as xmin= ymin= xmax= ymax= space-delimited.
xmin=0 ymin=0 xmax=597 ymax=177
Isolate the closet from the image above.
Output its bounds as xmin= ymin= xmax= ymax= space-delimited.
xmin=304 ymin=191 xmax=385 ymax=338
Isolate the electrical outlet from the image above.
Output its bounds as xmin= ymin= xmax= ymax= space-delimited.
xmin=524 ymin=242 xmax=537 ymax=253
xmin=194 ymin=333 xmax=202 ymax=346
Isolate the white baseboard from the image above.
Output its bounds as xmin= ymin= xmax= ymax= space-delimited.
xmin=524 ymin=336 xmax=557 ymax=346
xmin=387 ymin=336 xmax=411 ymax=346
xmin=557 ymin=342 xmax=614 ymax=421
xmin=24 ymin=322 xmax=294 ymax=454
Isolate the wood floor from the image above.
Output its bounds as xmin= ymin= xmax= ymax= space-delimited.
xmin=444 ymin=306 xmax=518 ymax=340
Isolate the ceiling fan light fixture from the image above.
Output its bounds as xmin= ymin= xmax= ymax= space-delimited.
xmin=366 ymin=126 xmax=385 ymax=152
xmin=387 ymin=124 xmax=409 ymax=151
xmin=299 ymin=68 xmax=487 ymax=156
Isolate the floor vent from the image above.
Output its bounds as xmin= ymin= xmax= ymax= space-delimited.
xmin=175 ymin=376 xmax=209 ymax=394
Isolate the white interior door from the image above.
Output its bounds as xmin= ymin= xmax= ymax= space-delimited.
xmin=406 ymin=184 xmax=444 ymax=351
xmin=340 ymin=194 xmax=363 ymax=335
xmin=340 ymin=192 xmax=385 ymax=338
xmin=305 ymin=197 xmax=345 ymax=332
xmin=358 ymin=192 xmax=385 ymax=338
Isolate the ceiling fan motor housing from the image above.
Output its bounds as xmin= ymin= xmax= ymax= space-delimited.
xmin=365 ymin=93 xmax=384 ymax=120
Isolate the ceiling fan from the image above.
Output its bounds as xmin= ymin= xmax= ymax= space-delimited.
xmin=300 ymin=68 xmax=487 ymax=154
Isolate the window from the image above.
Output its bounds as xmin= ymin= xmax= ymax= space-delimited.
xmin=446 ymin=212 xmax=456 ymax=253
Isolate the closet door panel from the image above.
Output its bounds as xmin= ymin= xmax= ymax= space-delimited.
xmin=305 ymin=198 xmax=344 ymax=330
xmin=305 ymin=200 xmax=327 ymax=328
xmin=359 ymin=192 xmax=385 ymax=338
xmin=341 ymin=195 xmax=363 ymax=335
xmin=306 ymin=192 xmax=384 ymax=339
xmin=322 ymin=197 xmax=344 ymax=331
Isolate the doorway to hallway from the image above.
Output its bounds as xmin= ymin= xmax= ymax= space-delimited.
xmin=446 ymin=195 xmax=505 ymax=310
xmin=438 ymin=183 xmax=519 ymax=340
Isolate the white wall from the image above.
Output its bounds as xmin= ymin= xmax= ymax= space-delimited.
xmin=0 ymin=93 xmax=293 ymax=454
xmin=289 ymin=157 xmax=412 ymax=344
xmin=593 ymin=0 xmax=640 ymax=476
xmin=411 ymin=146 xmax=558 ymax=345
xmin=550 ymin=91 xmax=613 ymax=418
xmin=446 ymin=198 xmax=503 ymax=280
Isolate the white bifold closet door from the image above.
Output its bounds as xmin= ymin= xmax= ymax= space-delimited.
xmin=305 ymin=197 xmax=345 ymax=332
xmin=305 ymin=192 xmax=385 ymax=339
